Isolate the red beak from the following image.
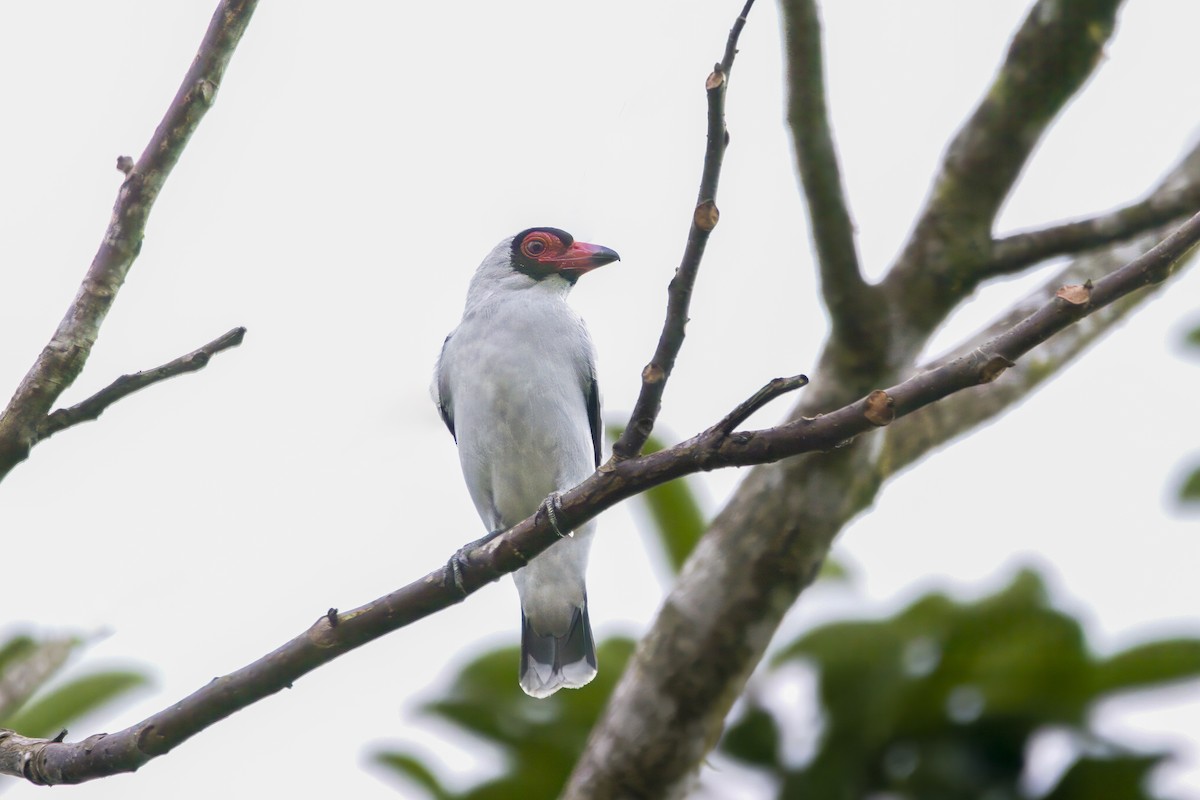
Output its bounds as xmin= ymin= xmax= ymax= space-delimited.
xmin=551 ymin=241 xmax=621 ymax=277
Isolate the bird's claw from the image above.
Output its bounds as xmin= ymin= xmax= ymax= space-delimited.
xmin=445 ymin=551 xmax=468 ymax=597
xmin=445 ymin=529 xmax=503 ymax=598
xmin=543 ymin=492 xmax=571 ymax=539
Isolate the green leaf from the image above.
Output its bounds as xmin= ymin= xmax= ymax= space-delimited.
xmin=1178 ymin=465 xmax=1200 ymax=504
xmin=385 ymin=637 xmax=637 ymax=800
xmin=3 ymin=671 xmax=149 ymax=738
xmin=721 ymin=706 xmax=781 ymax=767
xmin=1041 ymin=754 xmax=1164 ymax=800
xmin=0 ymin=636 xmax=78 ymax=722
xmin=606 ymin=425 xmax=706 ymax=574
xmin=815 ymin=557 xmax=851 ymax=582
xmin=0 ymin=635 xmax=38 ymax=674
xmin=373 ymin=752 xmax=453 ymax=800
xmin=1092 ymin=639 xmax=1200 ymax=696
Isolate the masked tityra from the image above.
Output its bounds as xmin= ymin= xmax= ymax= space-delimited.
xmin=434 ymin=227 xmax=620 ymax=698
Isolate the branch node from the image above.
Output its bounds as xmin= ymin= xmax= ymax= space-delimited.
xmin=977 ymin=351 xmax=1016 ymax=384
xmin=694 ymin=200 xmax=720 ymax=231
xmin=863 ymin=390 xmax=895 ymax=426
xmin=1055 ymin=283 xmax=1092 ymax=306
xmin=115 ymin=156 xmax=134 ymax=175
xmin=706 ymin=65 xmax=725 ymax=91
xmin=198 ymin=78 xmax=218 ymax=105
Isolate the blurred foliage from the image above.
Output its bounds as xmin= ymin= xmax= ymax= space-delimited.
xmin=373 ymin=639 xmax=635 ymax=800
xmin=378 ymin=568 xmax=1200 ymax=799
xmin=0 ymin=631 xmax=149 ymax=739
xmin=726 ymin=568 xmax=1200 ymax=799
xmin=1181 ymin=470 xmax=1200 ymax=504
xmin=375 ymin=429 xmax=1200 ymax=799
xmin=1179 ymin=321 xmax=1200 ymax=506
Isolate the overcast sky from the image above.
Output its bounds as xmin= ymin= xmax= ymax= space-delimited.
xmin=2 ymin=1 xmax=1199 ymax=798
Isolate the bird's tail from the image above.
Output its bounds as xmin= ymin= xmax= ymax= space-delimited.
xmin=519 ymin=603 xmax=597 ymax=698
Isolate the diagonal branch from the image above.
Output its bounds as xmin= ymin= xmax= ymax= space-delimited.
xmin=885 ymin=222 xmax=1195 ymax=478
xmin=560 ymin=209 xmax=1200 ymax=800
xmin=611 ymin=0 xmax=755 ymax=461
xmin=0 ymin=0 xmax=259 ymax=482
xmin=5 ymin=208 xmax=1199 ymax=788
xmin=779 ymin=0 xmax=881 ymax=350
xmin=34 ymin=327 xmax=246 ymax=442
xmin=885 ymin=0 xmax=1123 ymax=337
xmin=985 ymin=180 xmax=1200 ymax=278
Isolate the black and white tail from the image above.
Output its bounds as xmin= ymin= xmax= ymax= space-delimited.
xmin=519 ymin=603 xmax=597 ymax=698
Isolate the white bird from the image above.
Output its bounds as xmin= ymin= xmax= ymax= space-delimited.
xmin=434 ymin=227 xmax=620 ymax=698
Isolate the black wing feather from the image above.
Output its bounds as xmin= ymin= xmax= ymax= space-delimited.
xmin=586 ymin=371 xmax=602 ymax=468
xmin=436 ymin=334 xmax=456 ymax=441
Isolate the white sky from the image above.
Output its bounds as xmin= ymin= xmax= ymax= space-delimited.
xmin=1 ymin=1 xmax=1198 ymax=798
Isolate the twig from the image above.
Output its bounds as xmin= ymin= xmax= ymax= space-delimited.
xmin=611 ymin=0 xmax=756 ymax=461
xmin=780 ymin=0 xmax=879 ymax=350
xmin=0 ymin=0 xmax=259 ymax=481
xmin=5 ymin=208 xmax=1198 ymax=787
xmin=986 ymin=182 xmax=1200 ymax=277
xmin=34 ymin=328 xmax=247 ymax=442
xmin=709 ymin=374 xmax=808 ymax=438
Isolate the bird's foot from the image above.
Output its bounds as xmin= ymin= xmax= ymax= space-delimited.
xmin=542 ymin=492 xmax=571 ymax=539
xmin=445 ymin=529 xmax=504 ymax=597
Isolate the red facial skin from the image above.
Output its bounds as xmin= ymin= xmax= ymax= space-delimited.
xmin=519 ymin=230 xmax=621 ymax=277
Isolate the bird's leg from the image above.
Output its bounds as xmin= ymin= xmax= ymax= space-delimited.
xmin=445 ymin=528 xmax=504 ymax=597
xmin=542 ymin=492 xmax=572 ymax=539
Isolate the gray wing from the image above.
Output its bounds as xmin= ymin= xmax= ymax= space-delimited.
xmin=434 ymin=334 xmax=456 ymax=441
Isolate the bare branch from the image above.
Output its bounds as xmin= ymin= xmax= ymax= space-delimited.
xmin=34 ymin=327 xmax=246 ymax=442
xmin=885 ymin=214 xmax=1196 ymax=477
xmin=5 ymin=208 xmax=1198 ymax=787
xmin=561 ymin=209 xmax=1200 ymax=800
xmin=611 ymin=0 xmax=755 ymax=461
xmin=986 ymin=181 xmax=1200 ymax=277
xmin=0 ymin=0 xmax=259 ymax=481
xmin=780 ymin=0 xmax=880 ymax=350
xmin=886 ymin=0 xmax=1122 ymax=337
xmin=708 ymin=374 xmax=808 ymax=438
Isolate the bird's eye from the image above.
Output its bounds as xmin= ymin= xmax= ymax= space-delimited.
xmin=523 ymin=236 xmax=548 ymax=257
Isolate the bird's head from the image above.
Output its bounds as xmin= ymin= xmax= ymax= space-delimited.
xmin=507 ymin=227 xmax=620 ymax=284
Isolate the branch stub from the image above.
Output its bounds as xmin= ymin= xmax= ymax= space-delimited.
xmin=1055 ymin=283 xmax=1092 ymax=306
xmin=863 ymin=390 xmax=895 ymax=426
xmin=694 ymin=200 xmax=720 ymax=231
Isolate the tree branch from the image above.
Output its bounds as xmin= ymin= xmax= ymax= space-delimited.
xmin=5 ymin=205 xmax=1198 ymax=787
xmin=709 ymin=374 xmax=808 ymax=438
xmin=881 ymin=210 xmax=1192 ymax=478
xmin=611 ymin=0 xmax=755 ymax=461
xmin=886 ymin=142 xmax=1200 ymax=461
xmin=885 ymin=0 xmax=1123 ymax=338
xmin=560 ymin=209 xmax=1200 ymax=800
xmin=779 ymin=0 xmax=881 ymax=351
xmin=33 ymin=327 xmax=246 ymax=442
xmin=0 ymin=0 xmax=259 ymax=482
xmin=986 ymin=180 xmax=1200 ymax=278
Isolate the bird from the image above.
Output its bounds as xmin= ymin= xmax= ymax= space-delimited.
xmin=434 ymin=227 xmax=620 ymax=698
